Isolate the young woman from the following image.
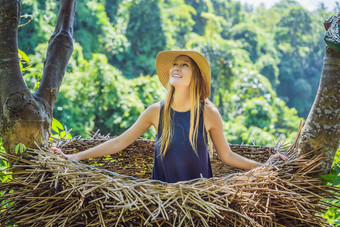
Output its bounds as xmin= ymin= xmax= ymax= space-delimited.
xmin=52 ymin=50 xmax=287 ymax=183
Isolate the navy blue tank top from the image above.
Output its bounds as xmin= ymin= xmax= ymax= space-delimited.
xmin=152 ymin=101 xmax=213 ymax=183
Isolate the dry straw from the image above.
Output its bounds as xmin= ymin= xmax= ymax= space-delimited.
xmin=1 ymin=126 xmax=339 ymax=226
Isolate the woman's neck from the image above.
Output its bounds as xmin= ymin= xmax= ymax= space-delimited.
xmin=171 ymin=87 xmax=191 ymax=112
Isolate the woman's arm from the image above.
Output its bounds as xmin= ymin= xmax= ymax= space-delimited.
xmin=204 ymin=103 xmax=287 ymax=169
xmin=53 ymin=103 xmax=160 ymax=161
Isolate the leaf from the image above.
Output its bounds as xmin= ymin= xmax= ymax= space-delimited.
xmin=60 ymin=131 xmax=65 ymax=138
xmin=34 ymin=82 xmax=40 ymax=89
xmin=51 ymin=125 xmax=59 ymax=134
xmin=18 ymin=49 xmax=29 ymax=63
xmin=65 ymin=133 xmax=72 ymax=139
xmin=19 ymin=61 xmax=24 ymax=71
xmin=0 ymin=155 xmax=8 ymax=161
xmin=15 ymin=144 xmax=20 ymax=155
xmin=0 ymin=159 xmax=7 ymax=167
xmin=15 ymin=143 xmax=26 ymax=155
xmin=321 ymin=173 xmax=336 ymax=182
xmin=334 ymin=164 xmax=340 ymax=174
xmin=332 ymin=176 xmax=340 ymax=186
xmin=52 ymin=118 xmax=64 ymax=133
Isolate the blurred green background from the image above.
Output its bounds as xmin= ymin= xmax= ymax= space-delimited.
xmin=17 ymin=0 xmax=339 ymax=146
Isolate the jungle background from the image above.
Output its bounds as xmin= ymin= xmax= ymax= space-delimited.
xmin=0 ymin=0 xmax=339 ymax=224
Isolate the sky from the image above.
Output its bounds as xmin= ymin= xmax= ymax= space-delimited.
xmin=238 ymin=0 xmax=339 ymax=12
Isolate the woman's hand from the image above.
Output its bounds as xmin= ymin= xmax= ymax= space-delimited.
xmin=266 ymin=152 xmax=288 ymax=163
xmin=50 ymin=147 xmax=80 ymax=162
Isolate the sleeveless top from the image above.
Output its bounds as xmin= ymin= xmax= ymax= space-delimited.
xmin=152 ymin=101 xmax=213 ymax=183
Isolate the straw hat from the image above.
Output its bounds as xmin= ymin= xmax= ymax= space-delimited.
xmin=155 ymin=50 xmax=211 ymax=99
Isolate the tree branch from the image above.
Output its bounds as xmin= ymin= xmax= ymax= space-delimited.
xmin=0 ymin=0 xmax=30 ymax=117
xmin=296 ymin=46 xmax=340 ymax=176
xmin=35 ymin=0 xmax=77 ymax=112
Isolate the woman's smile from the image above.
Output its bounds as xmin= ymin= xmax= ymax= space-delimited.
xmin=169 ymin=55 xmax=192 ymax=87
xmin=172 ymin=73 xmax=182 ymax=78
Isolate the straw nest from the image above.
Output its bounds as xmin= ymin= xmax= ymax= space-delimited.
xmin=1 ymin=129 xmax=339 ymax=226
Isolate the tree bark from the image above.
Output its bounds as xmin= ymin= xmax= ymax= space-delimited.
xmin=35 ymin=0 xmax=76 ymax=109
xmin=296 ymin=46 xmax=340 ymax=177
xmin=0 ymin=0 xmax=76 ymax=156
xmin=0 ymin=1 xmax=28 ymax=117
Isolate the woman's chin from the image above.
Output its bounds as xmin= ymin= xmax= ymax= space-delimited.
xmin=169 ymin=79 xmax=189 ymax=87
xmin=169 ymin=78 xmax=180 ymax=84
xmin=169 ymin=81 xmax=179 ymax=86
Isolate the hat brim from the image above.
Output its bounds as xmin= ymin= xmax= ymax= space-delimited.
xmin=155 ymin=50 xmax=211 ymax=99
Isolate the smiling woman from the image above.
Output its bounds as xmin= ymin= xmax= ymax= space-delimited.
xmin=52 ymin=50 xmax=287 ymax=183
xmin=169 ymin=55 xmax=193 ymax=88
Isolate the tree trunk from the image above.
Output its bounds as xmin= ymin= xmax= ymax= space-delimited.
xmin=296 ymin=46 xmax=340 ymax=177
xmin=0 ymin=0 xmax=76 ymax=157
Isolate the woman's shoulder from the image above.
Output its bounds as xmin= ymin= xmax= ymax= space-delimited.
xmin=141 ymin=101 xmax=162 ymax=127
xmin=145 ymin=101 xmax=162 ymax=114
xmin=203 ymin=99 xmax=219 ymax=116
xmin=203 ymin=100 xmax=222 ymax=132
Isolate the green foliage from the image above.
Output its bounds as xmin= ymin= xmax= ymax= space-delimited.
xmin=229 ymin=22 xmax=261 ymax=62
xmin=222 ymin=70 xmax=302 ymax=145
xmin=15 ymin=143 xmax=26 ymax=156
xmin=51 ymin=118 xmax=72 ymax=140
xmin=19 ymin=0 xmax=57 ymax=54
xmin=211 ymin=0 xmax=245 ymax=37
xmin=270 ymin=4 xmax=327 ymax=117
xmin=103 ymin=0 xmax=122 ymax=25
xmin=185 ymin=0 xmax=213 ymax=35
xmin=74 ymin=0 xmax=129 ymax=60
xmin=22 ymin=43 xmax=45 ymax=92
xmin=256 ymin=53 xmax=280 ymax=86
xmin=224 ymin=121 xmax=276 ymax=145
xmin=253 ymin=6 xmax=281 ymax=32
xmin=18 ymin=0 xmax=333 ymax=120
xmin=18 ymin=49 xmax=30 ymax=72
xmin=161 ymin=0 xmax=196 ymax=48
xmin=119 ymin=0 xmax=166 ymax=78
xmin=241 ymin=97 xmax=277 ymax=129
xmin=0 ymin=139 xmax=12 ymax=213
xmin=322 ymin=147 xmax=340 ymax=225
xmin=129 ymin=75 xmax=165 ymax=139
xmin=19 ymin=0 xmax=333 ymax=145
xmin=187 ymin=36 xmax=251 ymax=106
xmin=322 ymin=148 xmax=340 ymax=187
xmin=130 ymin=75 xmax=165 ymax=108
xmin=0 ymin=139 xmax=10 ymax=184
xmin=73 ymin=1 xmax=102 ymax=58
xmin=54 ymin=53 xmax=146 ymax=136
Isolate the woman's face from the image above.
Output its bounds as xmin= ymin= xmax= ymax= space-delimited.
xmin=169 ymin=55 xmax=193 ymax=88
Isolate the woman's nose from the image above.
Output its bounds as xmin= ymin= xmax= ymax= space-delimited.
xmin=173 ymin=65 xmax=180 ymax=71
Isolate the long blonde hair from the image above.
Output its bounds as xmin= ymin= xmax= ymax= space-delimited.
xmin=158 ymin=56 xmax=212 ymax=157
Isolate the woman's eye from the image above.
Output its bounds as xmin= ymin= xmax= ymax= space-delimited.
xmin=183 ymin=63 xmax=188 ymax=67
xmin=173 ymin=63 xmax=178 ymax=66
